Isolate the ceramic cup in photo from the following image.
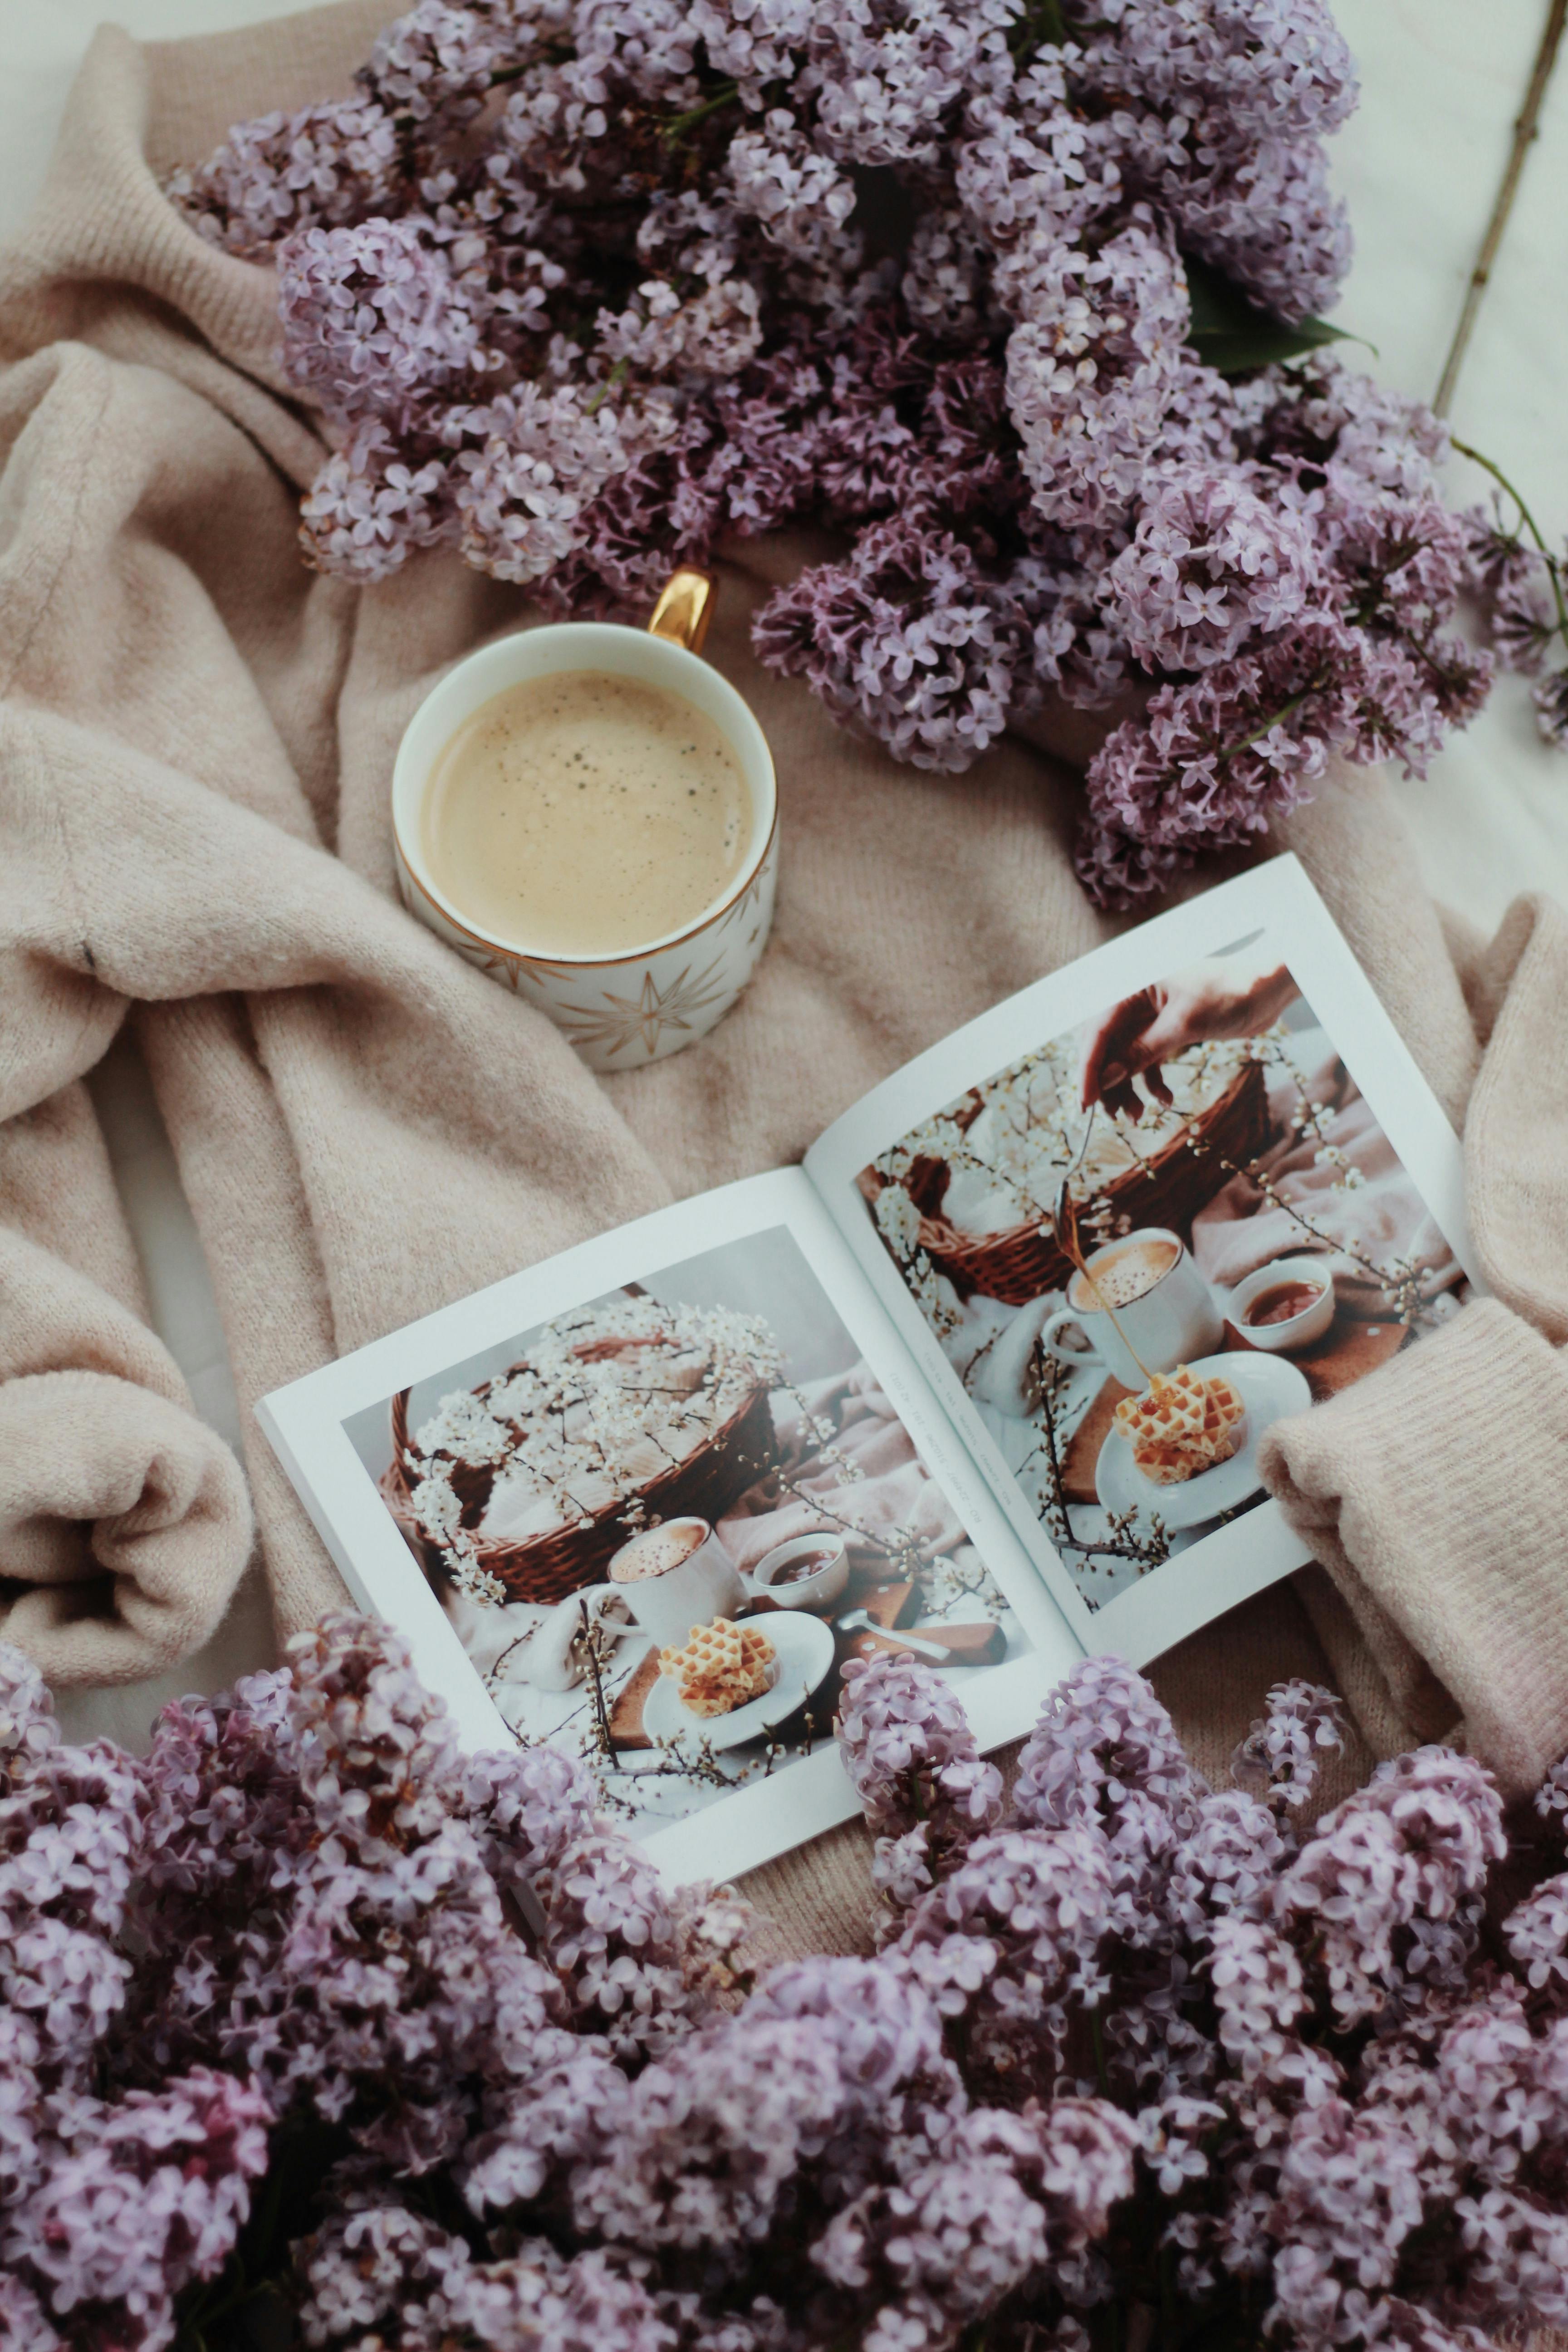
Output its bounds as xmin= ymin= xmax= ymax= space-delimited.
xmin=750 ymin=1532 xmax=850 ymax=1613
xmin=607 ymin=1514 xmax=747 ymax=1648
xmin=1230 ymin=1255 xmax=1337 ymax=1352
xmin=391 ymin=569 xmax=778 ymax=1072
xmin=1040 ymin=1226 xmax=1223 ymax=1387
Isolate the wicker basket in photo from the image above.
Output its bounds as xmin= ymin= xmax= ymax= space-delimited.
xmin=866 ymin=1057 xmax=1273 ymax=1308
xmin=381 ymin=1345 xmax=781 ymax=1607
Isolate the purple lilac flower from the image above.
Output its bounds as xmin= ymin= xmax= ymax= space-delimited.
xmin=1165 ymin=1788 xmax=1289 ymax=1932
xmin=752 ymin=514 xmax=1031 ymax=770
xmin=812 ymin=2157 xmax=1049 ymax=2352
xmin=165 ymin=99 xmax=401 ymax=257
xmin=1003 ymin=221 xmax=1192 ymax=535
xmin=1074 ymin=615 xmax=1374 ymax=907
xmin=1100 ymin=464 xmax=1324 ymax=674
xmin=458 ymin=1737 xmax=599 ymax=1888
xmin=459 ymin=2036 xmax=626 ymax=2215
xmin=296 ymin=2203 xmax=463 ymax=2344
xmin=0 ymin=2068 xmax=271 ymax=2352
xmin=1277 ymin=1748 xmax=1507 ymax=2029
xmin=570 ymin=2013 xmax=849 ymax=2249
xmin=901 ymin=208 xmax=998 ymax=346
xmin=279 ymin=216 xmax=502 ymax=433
xmin=15 ymin=1610 xmax=1568 ymax=2347
xmin=1171 ymin=137 xmax=1353 ymax=324
xmin=1014 ymin=1657 xmax=1202 ymax=1840
xmin=1461 ymin=508 xmax=1556 ymax=676
xmin=0 ymin=1647 xmax=59 ymax=1775
xmin=953 ymin=65 xmax=1125 ymax=255
xmin=1231 ymin=1680 xmax=1347 ymax=1813
xmin=836 ymin=1654 xmax=1004 ymax=1909
xmin=688 ymin=0 xmax=813 ymax=92
xmin=452 ymin=382 xmax=676 ymax=584
xmin=1267 ymin=2093 xmax=1428 ymax=2340
xmin=1206 ymin=1915 xmax=1311 ymax=2084
xmin=360 ymin=0 xmax=570 ymax=131
xmin=894 ymin=1826 xmax=1117 ymax=2087
xmin=725 ymin=111 xmax=857 ymax=263
xmin=1533 ymin=669 xmax=1568 ymax=746
xmin=747 ymin=1955 xmax=950 ymax=2110
xmin=808 ymin=0 xmax=1016 ymax=171
xmin=536 ymin=1829 xmax=700 ymax=2058
xmin=299 ymin=423 xmax=456 ymax=580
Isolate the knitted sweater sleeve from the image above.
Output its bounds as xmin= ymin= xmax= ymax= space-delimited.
xmin=1260 ymin=897 xmax=1568 ymax=1797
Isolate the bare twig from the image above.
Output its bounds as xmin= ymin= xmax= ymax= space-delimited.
xmin=1030 ymin=1343 xmax=1171 ymax=1573
xmin=1434 ymin=0 xmax=1568 ymax=416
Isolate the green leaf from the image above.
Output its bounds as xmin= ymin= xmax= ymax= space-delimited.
xmin=1181 ymin=254 xmax=1365 ymax=377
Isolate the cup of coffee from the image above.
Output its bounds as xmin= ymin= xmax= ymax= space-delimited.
xmin=606 ymin=1514 xmax=747 ymax=1647
xmin=392 ymin=569 xmax=778 ymax=1070
xmin=1039 ymin=1227 xmax=1223 ymax=1387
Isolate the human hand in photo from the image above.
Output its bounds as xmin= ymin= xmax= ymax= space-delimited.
xmin=1080 ymin=958 xmax=1296 ymax=1118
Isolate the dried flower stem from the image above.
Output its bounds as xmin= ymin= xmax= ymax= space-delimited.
xmin=1434 ymin=0 xmax=1568 ymax=416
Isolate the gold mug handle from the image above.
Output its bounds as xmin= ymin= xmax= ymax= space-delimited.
xmin=647 ymin=567 xmax=716 ymax=656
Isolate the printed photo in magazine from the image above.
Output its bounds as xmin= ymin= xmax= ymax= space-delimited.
xmin=806 ymin=855 xmax=1479 ymax=1662
xmin=259 ymin=1172 xmax=1075 ymax=1884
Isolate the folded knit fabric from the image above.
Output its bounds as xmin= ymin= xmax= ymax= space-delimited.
xmin=0 ymin=1208 xmax=253 ymax=1683
xmin=1261 ymin=897 xmax=1568 ymax=1797
xmin=0 ymin=1369 xmax=252 ymax=1682
xmin=0 ymin=2 xmax=1561 ymax=1875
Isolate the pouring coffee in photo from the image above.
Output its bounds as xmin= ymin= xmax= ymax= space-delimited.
xmin=1039 ymin=1227 xmax=1223 ymax=1388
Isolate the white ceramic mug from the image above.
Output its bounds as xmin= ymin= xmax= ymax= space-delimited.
xmin=1040 ymin=1227 xmax=1223 ymax=1387
xmin=605 ymin=1515 xmax=747 ymax=1647
xmin=391 ymin=570 xmax=778 ymax=1071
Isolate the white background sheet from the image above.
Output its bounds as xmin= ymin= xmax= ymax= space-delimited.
xmin=2 ymin=0 xmax=1565 ymax=1730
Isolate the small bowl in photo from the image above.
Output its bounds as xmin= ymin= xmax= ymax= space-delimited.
xmin=750 ymin=1534 xmax=849 ymax=1613
xmin=1231 ymin=1256 xmax=1336 ymax=1353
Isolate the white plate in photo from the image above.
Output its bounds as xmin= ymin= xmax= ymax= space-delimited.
xmin=641 ymin=1612 xmax=838 ymax=1753
xmin=1095 ymin=1351 xmax=1312 ymax=1532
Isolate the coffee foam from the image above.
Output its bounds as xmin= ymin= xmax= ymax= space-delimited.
xmin=610 ymin=1521 xmax=706 ymax=1583
xmin=421 ymin=669 xmax=749 ymax=957
xmin=1072 ymin=1239 xmax=1179 ymax=1310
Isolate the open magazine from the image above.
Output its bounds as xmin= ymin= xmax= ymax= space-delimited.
xmin=259 ymin=856 xmax=1477 ymax=1883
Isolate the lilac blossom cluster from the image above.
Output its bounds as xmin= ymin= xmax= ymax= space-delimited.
xmin=10 ymin=1626 xmax=1568 ymax=2351
xmin=164 ymin=0 xmax=1514 ymax=902
xmin=1461 ymin=477 xmax=1568 ymax=750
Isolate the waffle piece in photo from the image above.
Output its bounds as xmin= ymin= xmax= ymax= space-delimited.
xmin=1113 ymin=1367 xmax=1246 ymax=1487
xmin=658 ymin=1617 xmax=776 ymax=1718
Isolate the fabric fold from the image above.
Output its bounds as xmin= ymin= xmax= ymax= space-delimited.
xmin=0 ymin=1221 xmax=255 ymax=1681
xmin=0 ymin=1368 xmax=252 ymax=1683
xmin=1262 ymin=1299 xmax=1568 ymax=1797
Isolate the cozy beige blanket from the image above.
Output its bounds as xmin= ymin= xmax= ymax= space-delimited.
xmin=3 ymin=1 xmax=1568 ymax=1937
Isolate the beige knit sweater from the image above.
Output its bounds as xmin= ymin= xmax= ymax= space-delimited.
xmin=1 ymin=1 xmax=1566 ymax=1941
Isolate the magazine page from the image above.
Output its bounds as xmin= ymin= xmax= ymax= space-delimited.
xmin=805 ymin=856 xmax=1480 ymax=1667
xmin=258 ymin=1166 xmax=1079 ymax=1886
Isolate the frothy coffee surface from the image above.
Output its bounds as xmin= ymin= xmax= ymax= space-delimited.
xmin=421 ymin=671 xmax=750 ymax=956
xmin=610 ymin=1522 xmax=707 ymax=1583
xmin=1072 ymin=1238 xmax=1180 ymax=1310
